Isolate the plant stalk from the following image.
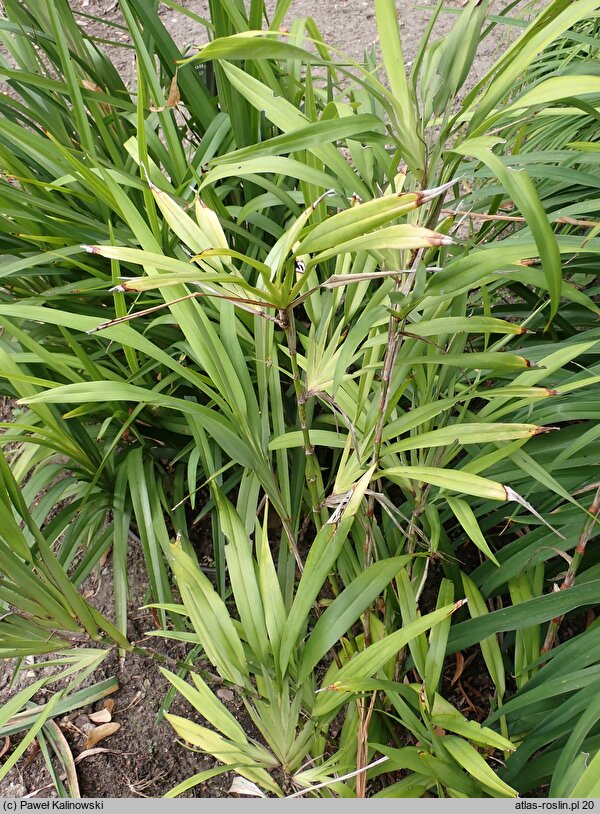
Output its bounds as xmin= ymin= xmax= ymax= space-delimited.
xmin=542 ymin=484 xmax=600 ymax=654
xmin=281 ymin=305 xmax=327 ymax=528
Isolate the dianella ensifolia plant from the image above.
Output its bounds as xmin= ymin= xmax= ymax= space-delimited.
xmin=0 ymin=0 xmax=599 ymax=798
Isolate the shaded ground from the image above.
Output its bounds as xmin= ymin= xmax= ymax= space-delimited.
xmin=0 ymin=0 xmax=534 ymax=799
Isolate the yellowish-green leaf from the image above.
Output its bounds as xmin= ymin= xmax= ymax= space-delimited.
xmin=380 ymin=466 xmax=508 ymax=501
xmin=160 ymin=668 xmax=246 ymax=743
xmin=431 ymin=712 xmax=514 ymax=752
xmin=443 ymin=736 xmax=517 ymax=797
xmin=401 ymin=316 xmax=527 ymax=337
xmin=170 ymin=544 xmax=248 ymax=686
xmin=314 ymin=600 xmax=465 ymax=717
xmin=164 ymin=714 xmax=281 ymax=796
xmin=297 ymin=190 xmax=424 ymax=255
xmin=384 ymin=423 xmax=543 ymax=456
xmin=311 ymin=225 xmax=451 ymax=264
xmin=505 ymin=75 xmax=600 ymax=113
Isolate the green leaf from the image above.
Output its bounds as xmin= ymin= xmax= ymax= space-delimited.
xmin=505 ymin=75 xmax=600 ymax=113
xmin=280 ymin=466 xmax=375 ymax=676
xmin=373 ymin=0 xmax=423 ymax=174
xmin=408 ymin=352 xmax=537 ymax=371
xmin=460 ymin=575 xmax=506 ymax=700
xmin=450 ymin=580 xmax=600 ymax=656
xmin=385 ymin=423 xmax=544 ymax=457
xmin=164 ymin=714 xmax=281 ymax=795
xmin=269 ymin=430 xmax=347 ymax=451
xmin=299 ymin=555 xmax=412 ymax=683
xmin=0 ymin=691 xmax=62 ymax=784
xmin=213 ymin=114 xmax=386 ymax=166
xmin=401 ymin=316 xmax=527 ymax=337
xmin=0 ymin=678 xmax=47 ymax=729
xmin=431 ymin=713 xmax=515 ymax=753
xmin=311 ymin=224 xmax=451 ymax=264
xmin=160 ymin=668 xmax=246 ymax=743
xmin=380 ymin=466 xmax=508 ymax=501
xmin=165 ymin=766 xmax=236 ymax=799
xmin=169 ymin=544 xmax=248 ymax=686
xmin=570 ymin=750 xmax=600 ymax=797
xmin=18 ymin=382 xmax=257 ymax=470
xmin=424 ymin=579 xmax=454 ymax=703
xmin=219 ymin=495 xmax=270 ymax=664
xmin=442 ymin=736 xmax=517 ymax=797
xmin=297 ymin=189 xmax=426 ymax=254
xmin=314 ymin=600 xmax=464 ymax=717
xmin=446 ymin=496 xmax=500 ymax=567
xmin=467 ymin=0 xmax=600 ymax=130
xmin=453 ymin=139 xmax=562 ymax=321
xmin=0 ymin=678 xmax=118 ymax=737
xmin=218 ymin=61 xmax=369 ymax=198
xmin=185 ymin=31 xmax=324 ymax=66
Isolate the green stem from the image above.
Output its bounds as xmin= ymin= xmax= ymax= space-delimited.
xmin=282 ymin=306 xmax=327 ymax=529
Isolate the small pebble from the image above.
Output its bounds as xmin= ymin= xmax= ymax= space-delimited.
xmin=4 ymin=783 xmax=27 ymax=798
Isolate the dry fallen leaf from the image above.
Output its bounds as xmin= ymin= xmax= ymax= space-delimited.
xmin=85 ymin=722 xmax=120 ymax=749
xmin=0 ymin=736 xmax=10 ymax=759
xmin=75 ymin=747 xmax=127 ymax=763
xmin=228 ymin=777 xmax=266 ymax=797
xmin=451 ymin=651 xmax=465 ymax=687
xmin=88 ymin=708 xmax=112 ymax=724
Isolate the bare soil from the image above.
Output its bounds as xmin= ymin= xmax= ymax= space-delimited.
xmin=0 ymin=0 xmax=528 ymax=799
xmin=76 ymin=0 xmax=513 ymax=84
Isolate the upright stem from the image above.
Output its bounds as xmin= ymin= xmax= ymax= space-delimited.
xmin=355 ymin=691 xmax=377 ymax=798
xmin=542 ymin=485 xmax=600 ymax=654
xmin=281 ymin=306 xmax=327 ymax=529
xmin=364 ymin=260 xmax=420 ymax=648
xmin=365 ymin=265 xmax=419 ymax=565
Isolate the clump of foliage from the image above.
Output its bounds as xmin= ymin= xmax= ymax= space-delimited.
xmin=0 ymin=0 xmax=599 ymax=798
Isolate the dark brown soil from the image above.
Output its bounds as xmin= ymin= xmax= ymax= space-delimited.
xmin=0 ymin=542 xmax=229 ymax=799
